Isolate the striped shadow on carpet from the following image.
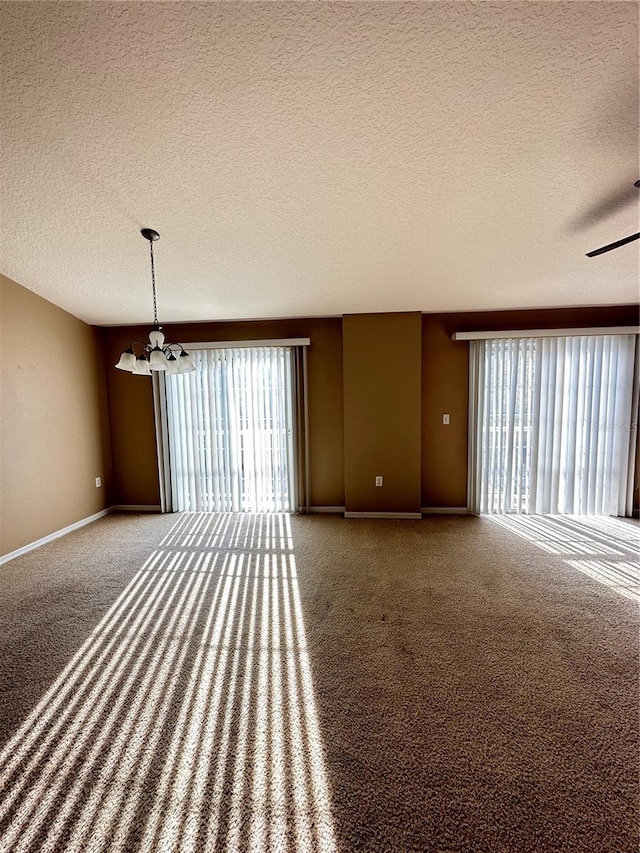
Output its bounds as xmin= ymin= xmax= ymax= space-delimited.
xmin=0 ymin=510 xmax=637 ymax=852
xmin=0 ymin=513 xmax=336 ymax=853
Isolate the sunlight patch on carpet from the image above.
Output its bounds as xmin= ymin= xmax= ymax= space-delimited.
xmin=490 ymin=514 xmax=640 ymax=601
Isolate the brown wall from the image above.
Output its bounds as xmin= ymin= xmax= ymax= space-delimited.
xmin=104 ymin=304 xmax=638 ymax=515
xmin=0 ymin=274 xmax=111 ymax=556
xmin=422 ymin=305 xmax=640 ymax=509
xmin=343 ymin=313 xmax=422 ymax=513
xmin=100 ymin=325 xmax=160 ymax=507
xmin=102 ymin=317 xmax=345 ymax=507
xmin=2 ymin=286 xmax=635 ymax=556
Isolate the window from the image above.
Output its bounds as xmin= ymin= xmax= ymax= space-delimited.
xmin=470 ymin=334 xmax=639 ymax=516
xmin=164 ymin=347 xmax=296 ymax=512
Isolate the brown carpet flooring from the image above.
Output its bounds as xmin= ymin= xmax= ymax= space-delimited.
xmin=0 ymin=511 xmax=637 ymax=853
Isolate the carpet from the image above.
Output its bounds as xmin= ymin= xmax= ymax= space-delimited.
xmin=0 ymin=511 xmax=637 ymax=852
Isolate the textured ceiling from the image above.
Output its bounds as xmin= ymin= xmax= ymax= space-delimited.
xmin=1 ymin=1 xmax=638 ymax=326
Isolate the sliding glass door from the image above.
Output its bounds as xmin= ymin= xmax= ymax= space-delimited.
xmin=163 ymin=347 xmax=296 ymax=512
xmin=470 ymin=334 xmax=639 ymax=516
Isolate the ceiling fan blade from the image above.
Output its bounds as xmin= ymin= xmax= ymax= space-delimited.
xmin=570 ymin=183 xmax=639 ymax=231
xmin=586 ymin=232 xmax=640 ymax=257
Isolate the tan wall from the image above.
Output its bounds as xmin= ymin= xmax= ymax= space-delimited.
xmin=0 ymin=275 xmax=111 ymax=556
xmin=343 ymin=312 xmax=422 ymax=513
xmin=102 ymin=317 xmax=344 ymax=507
xmin=421 ymin=305 xmax=640 ymax=509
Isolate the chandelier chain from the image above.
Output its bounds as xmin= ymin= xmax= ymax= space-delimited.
xmin=149 ymin=240 xmax=158 ymax=326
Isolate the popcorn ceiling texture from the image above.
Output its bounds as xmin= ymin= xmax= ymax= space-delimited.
xmin=0 ymin=2 xmax=638 ymax=325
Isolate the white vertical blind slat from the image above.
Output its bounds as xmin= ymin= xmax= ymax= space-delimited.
xmin=573 ymin=337 xmax=588 ymax=513
xmin=503 ymin=339 xmax=518 ymax=513
xmin=479 ymin=345 xmax=495 ymax=512
xmin=175 ymin=367 xmax=189 ymax=511
xmin=278 ymin=348 xmax=287 ymax=511
xmin=272 ymin=349 xmax=283 ymax=511
xmin=285 ymin=349 xmax=297 ymax=513
xmin=529 ymin=339 xmax=542 ymax=514
xmin=612 ymin=337 xmax=634 ymax=513
xmin=193 ymin=352 xmax=206 ymax=510
xmin=626 ymin=336 xmax=640 ymax=516
xmin=607 ymin=339 xmax=623 ymax=512
xmin=229 ymin=350 xmax=242 ymax=510
xmin=593 ymin=337 xmax=611 ymax=514
xmin=256 ymin=348 xmax=265 ymax=510
xmin=549 ymin=339 xmax=564 ymax=513
xmin=582 ymin=336 xmax=595 ymax=510
xmin=201 ymin=350 xmax=214 ymax=511
xmin=217 ymin=350 xmax=231 ymax=510
xmin=487 ymin=340 xmax=498 ymax=512
xmin=209 ymin=351 xmax=221 ymax=510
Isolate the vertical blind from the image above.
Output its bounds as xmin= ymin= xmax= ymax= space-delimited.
xmin=471 ymin=334 xmax=639 ymax=516
xmin=164 ymin=347 xmax=296 ymax=512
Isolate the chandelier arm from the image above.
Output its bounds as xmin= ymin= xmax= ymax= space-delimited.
xmin=126 ymin=340 xmax=152 ymax=357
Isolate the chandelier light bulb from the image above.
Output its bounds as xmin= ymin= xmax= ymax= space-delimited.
xmin=149 ymin=347 xmax=168 ymax=371
xmin=149 ymin=329 xmax=165 ymax=348
xmin=165 ymin=352 xmax=180 ymax=375
xmin=178 ymin=350 xmax=195 ymax=372
xmin=115 ymin=348 xmax=136 ymax=372
xmin=133 ymin=355 xmax=151 ymax=376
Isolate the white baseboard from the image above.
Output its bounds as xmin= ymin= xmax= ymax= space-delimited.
xmin=344 ymin=511 xmax=422 ymax=519
xmin=421 ymin=507 xmax=470 ymax=515
xmin=0 ymin=504 xmax=163 ymax=566
xmin=309 ymin=506 xmax=346 ymax=514
xmin=0 ymin=508 xmax=111 ymax=567
xmin=110 ymin=505 xmax=161 ymax=512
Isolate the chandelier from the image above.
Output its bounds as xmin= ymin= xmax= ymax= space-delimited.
xmin=115 ymin=229 xmax=196 ymax=376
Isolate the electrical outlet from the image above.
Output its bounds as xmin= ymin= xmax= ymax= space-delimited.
xmin=375 ymin=475 xmax=383 ymax=487
xmin=442 ymin=414 xmax=450 ymax=425
xmin=95 ymin=477 xmax=102 ymax=488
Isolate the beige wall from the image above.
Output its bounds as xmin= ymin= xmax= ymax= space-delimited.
xmin=421 ymin=305 xmax=640 ymax=510
xmin=102 ymin=317 xmax=345 ymax=507
xmin=343 ymin=313 xmax=422 ymax=513
xmin=0 ymin=275 xmax=111 ymax=556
